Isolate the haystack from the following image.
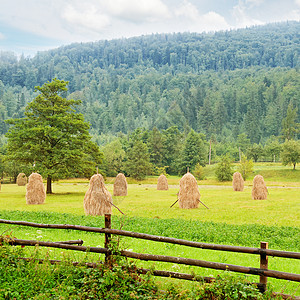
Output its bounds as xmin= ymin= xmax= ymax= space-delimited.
xmin=113 ymin=173 xmax=127 ymax=196
xmin=178 ymin=172 xmax=200 ymax=209
xmin=26 ymin=173 xmax=46 ymax=205
xmin=84 ymin=174 xmax=112 ymax=215
xmin=232 ymin=172 xmax=244 ymax=191
xmin=252 ymin=175 xmax=268 ymax=200
xmin=157 ymin=174 xmax=168 ymax=190
xmin=17 ymin=173 xmax=27 ymax=186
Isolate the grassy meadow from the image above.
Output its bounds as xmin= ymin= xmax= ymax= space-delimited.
xmin=0 ymin=163 xmax=299 ymax=296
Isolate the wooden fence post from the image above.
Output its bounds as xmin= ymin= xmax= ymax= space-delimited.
xmin=104 ymin=214 xmax=111 ymax=264
xmin=259 ymin=241 xmax=268 ymax=293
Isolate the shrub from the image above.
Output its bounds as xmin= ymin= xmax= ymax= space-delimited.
xmin=193 ymin=163 xmax=206 ymax=180
xmin=215 ymin=155 xmax=233 ymax=181
xmin=193 ymin=274 xmax=265 ymax=299
xmin=237 ymin=155 xmax=254 ymax=180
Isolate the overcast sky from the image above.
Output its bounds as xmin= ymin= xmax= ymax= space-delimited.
xmin=0 ymin=0 xmax=299 ymax=57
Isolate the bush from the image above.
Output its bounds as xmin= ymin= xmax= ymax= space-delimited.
xmin=191 ymin=274 xmax=271 ymax=299
xmin=237 ymin=155 xmax=254 ymax=180
xmin=215 ymin=155 xmax=233 ymax=181
xmin=193 ymin=163 xmax=205 ymax=180
xmin=154 ymin=165 xmax=169 ymax=176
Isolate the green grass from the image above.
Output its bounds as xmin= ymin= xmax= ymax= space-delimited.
xmin=0 ymin=209 xmax=299 ymax=296
xmin=0 ymin=167 xmax=299 ymax=297
xmin=199 ymin=163 xmax=300 ymax=186
xmin=58 ymin=163 xmax=300 ymax=186
xmin=1 ymin=183 xmax=299 ymax=227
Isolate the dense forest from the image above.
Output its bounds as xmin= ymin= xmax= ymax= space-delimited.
xmin=0 ymin=21 xmax=299 ymax=177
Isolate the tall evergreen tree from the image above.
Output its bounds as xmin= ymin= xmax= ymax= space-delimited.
xmin=148 ymin=127 xmax=165 ymax=167
xmin=162 ymin=126 xmax=183 ymax=174
xmin=179 ymin=129 xmax=207 ymax=174
xmin=5 ymin=79 xmax=103 ymax=193
xmin=281 ymin=102 xmax=299 ymax=140
xmin=124 ymin=140 xmax=152 ymax=180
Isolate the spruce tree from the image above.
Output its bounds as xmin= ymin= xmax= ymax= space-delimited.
xmin=5 ymin=79 xmax=103 ymax=193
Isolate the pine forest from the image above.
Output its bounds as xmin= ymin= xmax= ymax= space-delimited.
xmin=0 ymin=21 xmax=299 ymax=178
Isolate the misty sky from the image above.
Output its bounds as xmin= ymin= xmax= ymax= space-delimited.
xmin=0 ymin=0 xmax=299 ymax=56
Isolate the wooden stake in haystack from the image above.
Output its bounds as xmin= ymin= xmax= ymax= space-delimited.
xmin=232 ymin=172 xmax=244 ymax=191
xmin=17 ymin=173 xmax=27 ymax=186
xmin=157 ymin=174 xmax=168 ymax=190
xmin=252 ymin=175 xmax=268 ymax=200
xmin=26 ymin=173 xmax=46 ymax=205
xmin=113 ymin=173 xmax=127 ymax=196
xmin=178 ymin=172 xmax=201 ymax=209
xmin=84 ymin=174 xmax=112 ymax=215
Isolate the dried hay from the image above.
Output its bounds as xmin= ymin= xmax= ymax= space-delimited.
xmin=84 ymin=174 xmax=112 ymax=215
xmin=178 ymin=172 xmax=200 ymax=209
xmin=113 ymin=173 xmax=127 ymax=196
xmin=26 ymin=173 xmax=46 ymax=205
xmin=17 ymin=173 xmax=27 ymax=186
xmin=252 ymin=175 xmax=268 ymax=200
xmin=157 ymin=174 xmax=168 ymax=190
xmin=232 ymin=172 xmax=244 ymax=191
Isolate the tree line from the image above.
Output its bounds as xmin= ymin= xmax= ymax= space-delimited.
xmin=0 ymin=22 xmax=299 ymax=181
xmin=0 ymin=22 xmax=299 ymax=143
xmin=1 ymin=79 xmax=299 ymax=187
xmin=1 ymin=22 xmax=299 ymax=89
xmin=0 ymin=67 xmax=299 ymax=143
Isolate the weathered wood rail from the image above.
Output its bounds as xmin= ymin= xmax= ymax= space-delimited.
xmin=0 ymin=216 xmax=299 ymax=297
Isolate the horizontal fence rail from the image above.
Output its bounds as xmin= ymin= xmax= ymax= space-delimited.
xmin=17 ymin=257 xmax=215 ymax=283
xmin=0 ymin=219 xmax=299 ymax=259
xmin=3 ymin=237 xmax=300 ymax=282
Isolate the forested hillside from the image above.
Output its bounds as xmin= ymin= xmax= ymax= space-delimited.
xmin=0 ymin=22 xmax=299 ymax=165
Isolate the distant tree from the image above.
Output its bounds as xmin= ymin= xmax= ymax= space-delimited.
xmin=0 ymin=104 xmax=8 ymax=134
xmin=102 ymin=139 xmax=125 ymax=177
xmin=264 ymin=137 xmax=281 ymax=162
xmin=198 ymin=96 xmax=214 ymax=136
xmin=124 ymin=140 xmax=152 ymax=180
xmin=162 ymin=126 xmax=183 ymax=175
xmin=179 ymin=129 xmax=207 ymax=174
xmin=148 ymin=127 xmax=165 ymax=167
xmin=237 ymin=133 xmax=251 ymax=160
xmin=246 ymin=143 xmax=264 ymax=162
xmin=281 ymin=140 xmax=300 ymax=170
xmin=237 ymin=155 xmax=254 ymax=180
xmin=2 ymin=160 xmax=30 ymax=183
xmin=215 ymin=155 xmax=234 ymax=182
xmin=214 ymin=98 xmax=228 ymax=134
xmin=5 ymin=79 xmax=103 ymax=193
xmin=281 ymin=103 xmax=299 ymax=141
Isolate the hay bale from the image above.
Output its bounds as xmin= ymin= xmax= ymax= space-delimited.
xmin=26 ymin=173 xmax=46 ymax=205
xmin=84 ymin=174 xmax=112 ymax=215
xmin=17 ymin=173 xmax=27 ymax=186
xmin=178 ymin=172 xmax=200 ymax=209
xmin=252 ymin=175 xmax=268 ymax=200
xmin=157 ymin=174 xmax=168 ymax=190
xmin=232 ymin=172 xmax=244 ymax=191
xmin=113 ymin=173 xmax=127 ymax=196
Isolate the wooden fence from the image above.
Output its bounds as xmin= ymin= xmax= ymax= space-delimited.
xmin=0 ymin=215 xmax=299 ymax=298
